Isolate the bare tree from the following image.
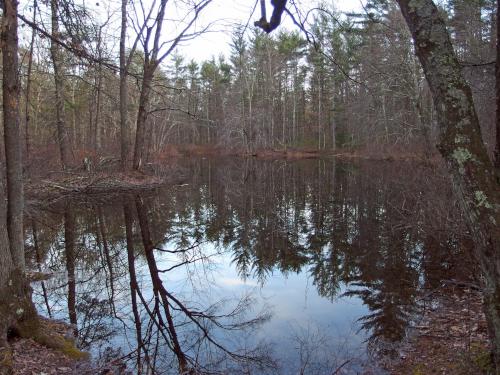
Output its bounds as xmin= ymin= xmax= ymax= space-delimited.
xmin=131 ymin=0 xmax=213 ymax=170
xmin=3 ymin=0 xmax=24 ymax=272
xmin=120 ymin=0 xmax=130 ymax=169
xmin=0 ymin=0 xmax=37 ymax=370
xmin=51 ymin=0 xmax=72 ymax=169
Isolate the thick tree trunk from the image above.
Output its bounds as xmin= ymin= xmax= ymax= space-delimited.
xmin=396 ymin=0 xmax=500 ymax=371
xmin=1 ymin=1 xmax=39 ymax=371
xmin=2 ymin=0 xmax=24 ymax=272
xmin=50 ymin=0 xmax=71 ymax=169
xmin=94 ymin=35 xmax=103 ymax=152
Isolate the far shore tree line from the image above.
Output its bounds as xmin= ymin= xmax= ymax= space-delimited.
xmin=6 ymin=0 xmax=498 ymax=171
xmin=1 ymin=0 xmax=500 ymax=374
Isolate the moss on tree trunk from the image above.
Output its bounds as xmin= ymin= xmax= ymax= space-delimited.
xmin=0 ymin=270 xmax=39 ymax=374
xmin=396 ymin=0 xmax=500 ymax=372
xmin=0 ymin=271 xmax=87 ymax=374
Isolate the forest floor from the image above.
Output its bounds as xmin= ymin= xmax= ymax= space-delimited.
xmin=382 ymin=283 xmax=491 ymax=375
xmin=10 ymin=317 xmax=102 ymax=375
xmin=11 ymin=335 xmax=124 ymax=375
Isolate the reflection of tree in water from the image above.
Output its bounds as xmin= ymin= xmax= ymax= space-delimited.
xmin=28 ymin=192 xmax=274 ymax=373
xmin=188 ymin=158 xmax=468 ymax=346
xmin=26 ymin=158 xmax=470 ymax=371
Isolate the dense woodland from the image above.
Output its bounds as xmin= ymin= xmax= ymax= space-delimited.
xmin=12 ymin=0 xmax=497 ymax=166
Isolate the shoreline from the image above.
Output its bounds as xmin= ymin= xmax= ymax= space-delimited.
xmin=24 ymin=152 xmax=441 ymax=205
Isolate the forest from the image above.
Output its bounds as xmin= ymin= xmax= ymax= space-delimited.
xmin=13 ymin=0 xmax=497 ymax=163
xmin=0 ymin=0 xmax=499 ymax=374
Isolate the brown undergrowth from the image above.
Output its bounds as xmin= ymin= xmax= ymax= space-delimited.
xmin=151 ymin=143 xmax=437 ymax=162
xmin=25 ymin=171 xmax=167 ymax=205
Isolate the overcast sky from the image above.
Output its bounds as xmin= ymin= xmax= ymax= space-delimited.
xmin=176 ymin=0 xmax=366 ymax=62
xmin=18 ymin=0 xmax=365 ymax=65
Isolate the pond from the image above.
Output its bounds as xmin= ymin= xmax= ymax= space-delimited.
xmin=26 ymin=157 xmax=469 ymax=374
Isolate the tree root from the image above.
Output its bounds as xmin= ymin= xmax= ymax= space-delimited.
xmin=0 ymin=270 xmax=88 ymax=374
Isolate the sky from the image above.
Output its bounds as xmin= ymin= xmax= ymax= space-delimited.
xmin=176 ymin=0 xmax=366 ymax=62
xmin=17 ymin=0 xmax=366 ymax=65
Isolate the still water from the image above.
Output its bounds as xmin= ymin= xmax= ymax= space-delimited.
xmin=26 ymin=157 xmax=467 ymax=374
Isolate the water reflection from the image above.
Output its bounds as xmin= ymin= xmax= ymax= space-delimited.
xmin=25 ymin=158 xmax=470 ymax=374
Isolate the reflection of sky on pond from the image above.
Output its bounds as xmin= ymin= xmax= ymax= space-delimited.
xmin=29 ymin=157 xmax=459 ymax=374
xmin=33 ymin=238 xmax=373 ymax=373
xmin=150 ymin=242 xmax=372 ymax=373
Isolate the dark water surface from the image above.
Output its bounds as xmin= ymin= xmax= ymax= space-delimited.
xmin=26 ymin=157 xmax=469 ymax=374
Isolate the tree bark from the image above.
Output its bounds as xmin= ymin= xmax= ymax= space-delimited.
xmin=50 ymin=0 xmax=71 ymax=169
xmin=120 ymin=0 xmax=129 ymax=170
xmin=133 ymin=65 xmax=154 ymax=170
xmin=2 ymin=0 xmax=24 ymax=271
xmin=495 ymin=0 xmax=500 ymax=170
xmin=24 ymin=0 xmax=37 ymax=161
xmin=396 ymin=0 xmax=500 ymax=371
xmin=94 ymin=28 xmax=104 ymax=152
xmin=1 ymin=1 xmax=39 ymax=371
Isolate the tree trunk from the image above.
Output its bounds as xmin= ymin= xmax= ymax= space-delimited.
xmin=135 ymin=196 xmax=189 ymax=372
xmin=396 ymin=0 xmax=500 ymax=371
xmin=64 ymin=209 xmax=77 ymax=335
xmin=120 ymin=0 xmax=129 ymax=170
xmin=94 ymin=28 xmax=103 ymax=152
xmin=133 ymin=65 xmax=154 ymax=170
xmin=24 ymin=0 xmax=37 ymax=161
xmin=495 ymin=0 xmax=500 ymax=170
xmin=1 ymin=1 xmax=39 ymax=371
xmin=50 ymin=0 xmax=71 ymax=169
xmin=3 ymin=0 xmax=24 ymax=272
